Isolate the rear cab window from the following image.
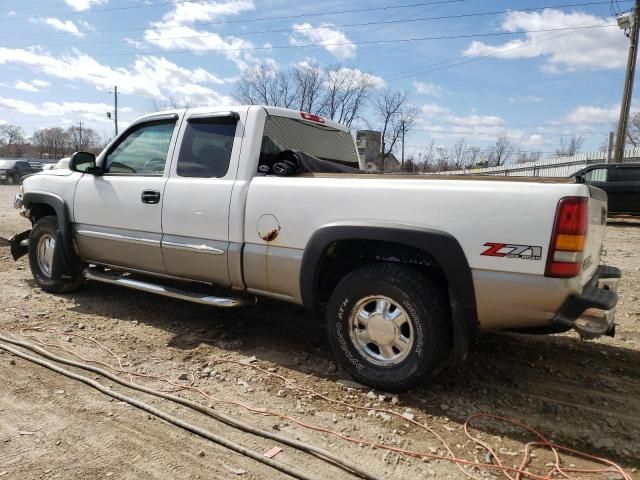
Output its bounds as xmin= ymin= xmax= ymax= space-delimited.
xmin=176 ymin=116 xmax=238 ymax=178
xmin=614 ymin=166 xmax=640 ymax=182
xmin=258 ymin=115 xmax=359 ymax=175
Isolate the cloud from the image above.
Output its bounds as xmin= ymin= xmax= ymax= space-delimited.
xmin=564 ymin=104 xmax=619 ymax=124
xmin=14 ymin=79 xmax=51 ymax=92
xmin=421 ymin=103 xmax=450 ymax=116
xmin=142 ymin=0 xmax=259 ymax=70
xmin=414 ymin=81 xmax=444 ymax=97
xmin=160 ymin=0 xmax=254 ymax=26
xmin=325 ymin=67 xmax=385 ymax=89
xmin=0 ymin=96 xmax=132 ymax=122
xmin=0 ymin=47 xmax=229 ymax=103
xmin=32 ymin=79 xmax=51 ymax=88
xmin=143 ymin=26 xmax=258 ymax=70
xmin=462 ymin=9 xmax=626 ymax=72
xmin=15 ymin=80 xmax=39 ymax=92
xmin=38 ymin=17 xmax=84 ymax=37
xmin=508 ymin=95 xmax=543 ymax=103
xmin=64 ymin=0 xmax=107 ymax=12
xmin=417 ymin=104 xmax=528 ymax=140
xmin=290 ymin=23 xmax=356 ymax=60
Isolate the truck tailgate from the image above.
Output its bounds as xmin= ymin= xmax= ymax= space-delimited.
xmin=581 ymin=185 xmax=608 ymax=284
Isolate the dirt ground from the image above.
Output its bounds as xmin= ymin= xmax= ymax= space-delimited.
xmin=0 ymin=183 xmax=639 ymax=480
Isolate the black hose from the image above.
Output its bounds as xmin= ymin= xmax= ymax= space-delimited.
xmin=0 ymin=339 xmax=322 ymax=480
xmin=0 ymin=335 xmax=382 ymax=480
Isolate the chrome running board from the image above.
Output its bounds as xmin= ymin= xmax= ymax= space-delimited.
xmin=83 ymin=268 xmax=254 ymax=308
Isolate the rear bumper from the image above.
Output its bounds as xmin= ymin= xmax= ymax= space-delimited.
xmin=552 ymin=265 xmax=621 ymax=339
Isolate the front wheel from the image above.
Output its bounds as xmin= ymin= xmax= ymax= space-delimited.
xmin=5 ymin=174 xmax=15 ymax=185
xmin=326 ymin=263 xmax=451 ymax=391
xmin=28 ymin=216 xmax=84 ymax=294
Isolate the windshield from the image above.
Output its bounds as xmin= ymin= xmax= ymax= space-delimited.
xmin=0 ymin=160 xmax=16 ymax=168
xmin=260 ymin=115 xmax=358 ymax=167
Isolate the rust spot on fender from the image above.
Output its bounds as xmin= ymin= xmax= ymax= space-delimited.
xmin=260 ymin=227 xmax=280 ymax=242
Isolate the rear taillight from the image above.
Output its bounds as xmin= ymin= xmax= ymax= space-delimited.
xmin=545 ymin=197 xmax=589 ymax=278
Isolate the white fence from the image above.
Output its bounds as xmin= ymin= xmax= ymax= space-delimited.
xmin=438 ymin=149 xmax=640 ymax=177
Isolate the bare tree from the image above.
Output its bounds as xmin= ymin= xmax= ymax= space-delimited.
xmin=418 ymin=140 xmax=435 ymax=172
xmin=67 ymin=125 xmax=101 ymax=153
xmin=625 ymin=113 xmax=640 ymax=147
xmin=13 ymin=136 xmax=27 ymax=158
xmin=556 ymin=135 xmax=584 ymax=157
xmin=293 ymin=62 xmax=324 ymax=114
xmin=487 ymin=136 xmax=515 ymax=166
xmin=0 ymin=124 xmax=25 ymax=157
xmin=435 ymin=146 xmax=450 ymax=172
xmin=322 ymin=66 xmax=376 ymax=127
xmin=450 ymin=138 xmax=468 ymax=170
xmin=515 ymin=149 xmax=542 ymax=163
xmin=234 ymin=64 xmax=297 ymax=108
xmin=374 ymin=88 xmax=418 ymax=171
xmin=31 ymin=127 xmax=69 ymax=159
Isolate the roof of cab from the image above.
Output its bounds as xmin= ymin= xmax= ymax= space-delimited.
xmin=134 ymin=105 xmax=350 ymax=133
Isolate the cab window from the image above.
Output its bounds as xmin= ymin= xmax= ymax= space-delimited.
xmin=176 ymin=116 xmax=237 ymax=178
xmin=614 ymin=166 xmax=640 ymax=182
xmin=584 ymin=167 xmax=608 ymax=183
xmin=104 ymin=120 xmax=176 ymax=175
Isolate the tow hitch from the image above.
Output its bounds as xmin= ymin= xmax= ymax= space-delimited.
xmin=1 ymin=230 xmax=31 ymax=260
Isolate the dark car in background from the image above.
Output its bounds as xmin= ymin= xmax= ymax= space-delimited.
xmin=0 ymin=159 xmax=42 ymax=185
xmin=573 ymin=163 xmax=640 ymax=216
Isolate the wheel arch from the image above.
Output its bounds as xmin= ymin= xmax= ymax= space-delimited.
xmin=300 ymin=222 xmax=478 ymax=362
xmin=23 ymin=191 xmax=80 ymax=279
xmin=23 ymin=192 xmax=70 ymax=233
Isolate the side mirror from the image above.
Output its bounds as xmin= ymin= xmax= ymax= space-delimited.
xmin=70 ymin=152 xmax=100 ymax=174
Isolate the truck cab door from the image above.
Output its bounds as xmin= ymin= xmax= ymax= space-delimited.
xmin=611 ymin=165 xmax=640 ymax=214
xmin=73 ymin=114 xmax=181 ymax=274
xmin=161 ymin=110 xmax=245 ymax=286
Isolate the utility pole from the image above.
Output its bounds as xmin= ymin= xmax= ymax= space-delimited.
xmin=78 ymin=120 xmax=83 ymax=151
xmin=114 ymin=85 xmax=119 ymax=137
xmin=606 ymin=131 xmax=615 ymax=163
xmin=401 ymin=120 xmax=405 ymax=171
xmin=614 ymin=0 xmax=640 ymax=163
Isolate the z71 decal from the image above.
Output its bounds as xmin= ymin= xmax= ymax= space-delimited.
xmin=481 ymin=243 xmax=542 ymax=261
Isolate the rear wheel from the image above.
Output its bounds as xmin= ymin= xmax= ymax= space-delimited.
xmin=326 ymin=263 xmax=450 ymax=391
xmin=28 ymin=216 xmax=84 ymax=293
xmin=6 ymin=174 xmax=15 ymax=185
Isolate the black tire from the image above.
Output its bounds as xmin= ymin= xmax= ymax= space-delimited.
xmin=326 ymin=263 xmax=451 ymax=391
xmin=6 ymin=174 xmax=15 ymax=185
xmin=28 ymin=216 xmax=84 ymax=294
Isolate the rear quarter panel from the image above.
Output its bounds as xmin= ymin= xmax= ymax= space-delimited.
xmin=243 ymin=175 xmax=599 ymax=323
xmin=244 ymin=175 xmax=590 ymax=275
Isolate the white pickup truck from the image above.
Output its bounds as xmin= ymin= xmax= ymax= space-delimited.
xmin=9 ymin=106 xmax=621 ymax=391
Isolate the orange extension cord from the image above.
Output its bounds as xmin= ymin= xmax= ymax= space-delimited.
xmin=18 ymin=327 xmax=632 ymax=480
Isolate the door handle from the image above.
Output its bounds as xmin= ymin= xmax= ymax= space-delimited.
xmin=141 ymin=190 xmax=161 ymax=204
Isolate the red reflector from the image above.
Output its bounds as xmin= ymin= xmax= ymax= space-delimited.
xmin=300 ymin=112 xmax=324 ymax=123
xmin=547 ymin=261 xmax=582 ymax=278
xmin=545 ymin=196 xmax=589 ymax=278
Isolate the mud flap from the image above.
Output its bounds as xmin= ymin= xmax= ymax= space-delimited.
xmin=7 ymin=230 xmax=31 ymax=261
xmin=50 ymin=230 xmax=81 ymax=280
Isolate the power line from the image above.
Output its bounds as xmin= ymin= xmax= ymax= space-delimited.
xmin=0 ymin=0 xmax=467 ymax=23
xmin=386 ymin=19 xmax=608 ymax=82
xmin=0 ymin=0 xmax=623 ymax=43
xmin=2 ymin=24 xmax=614 ymax=57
